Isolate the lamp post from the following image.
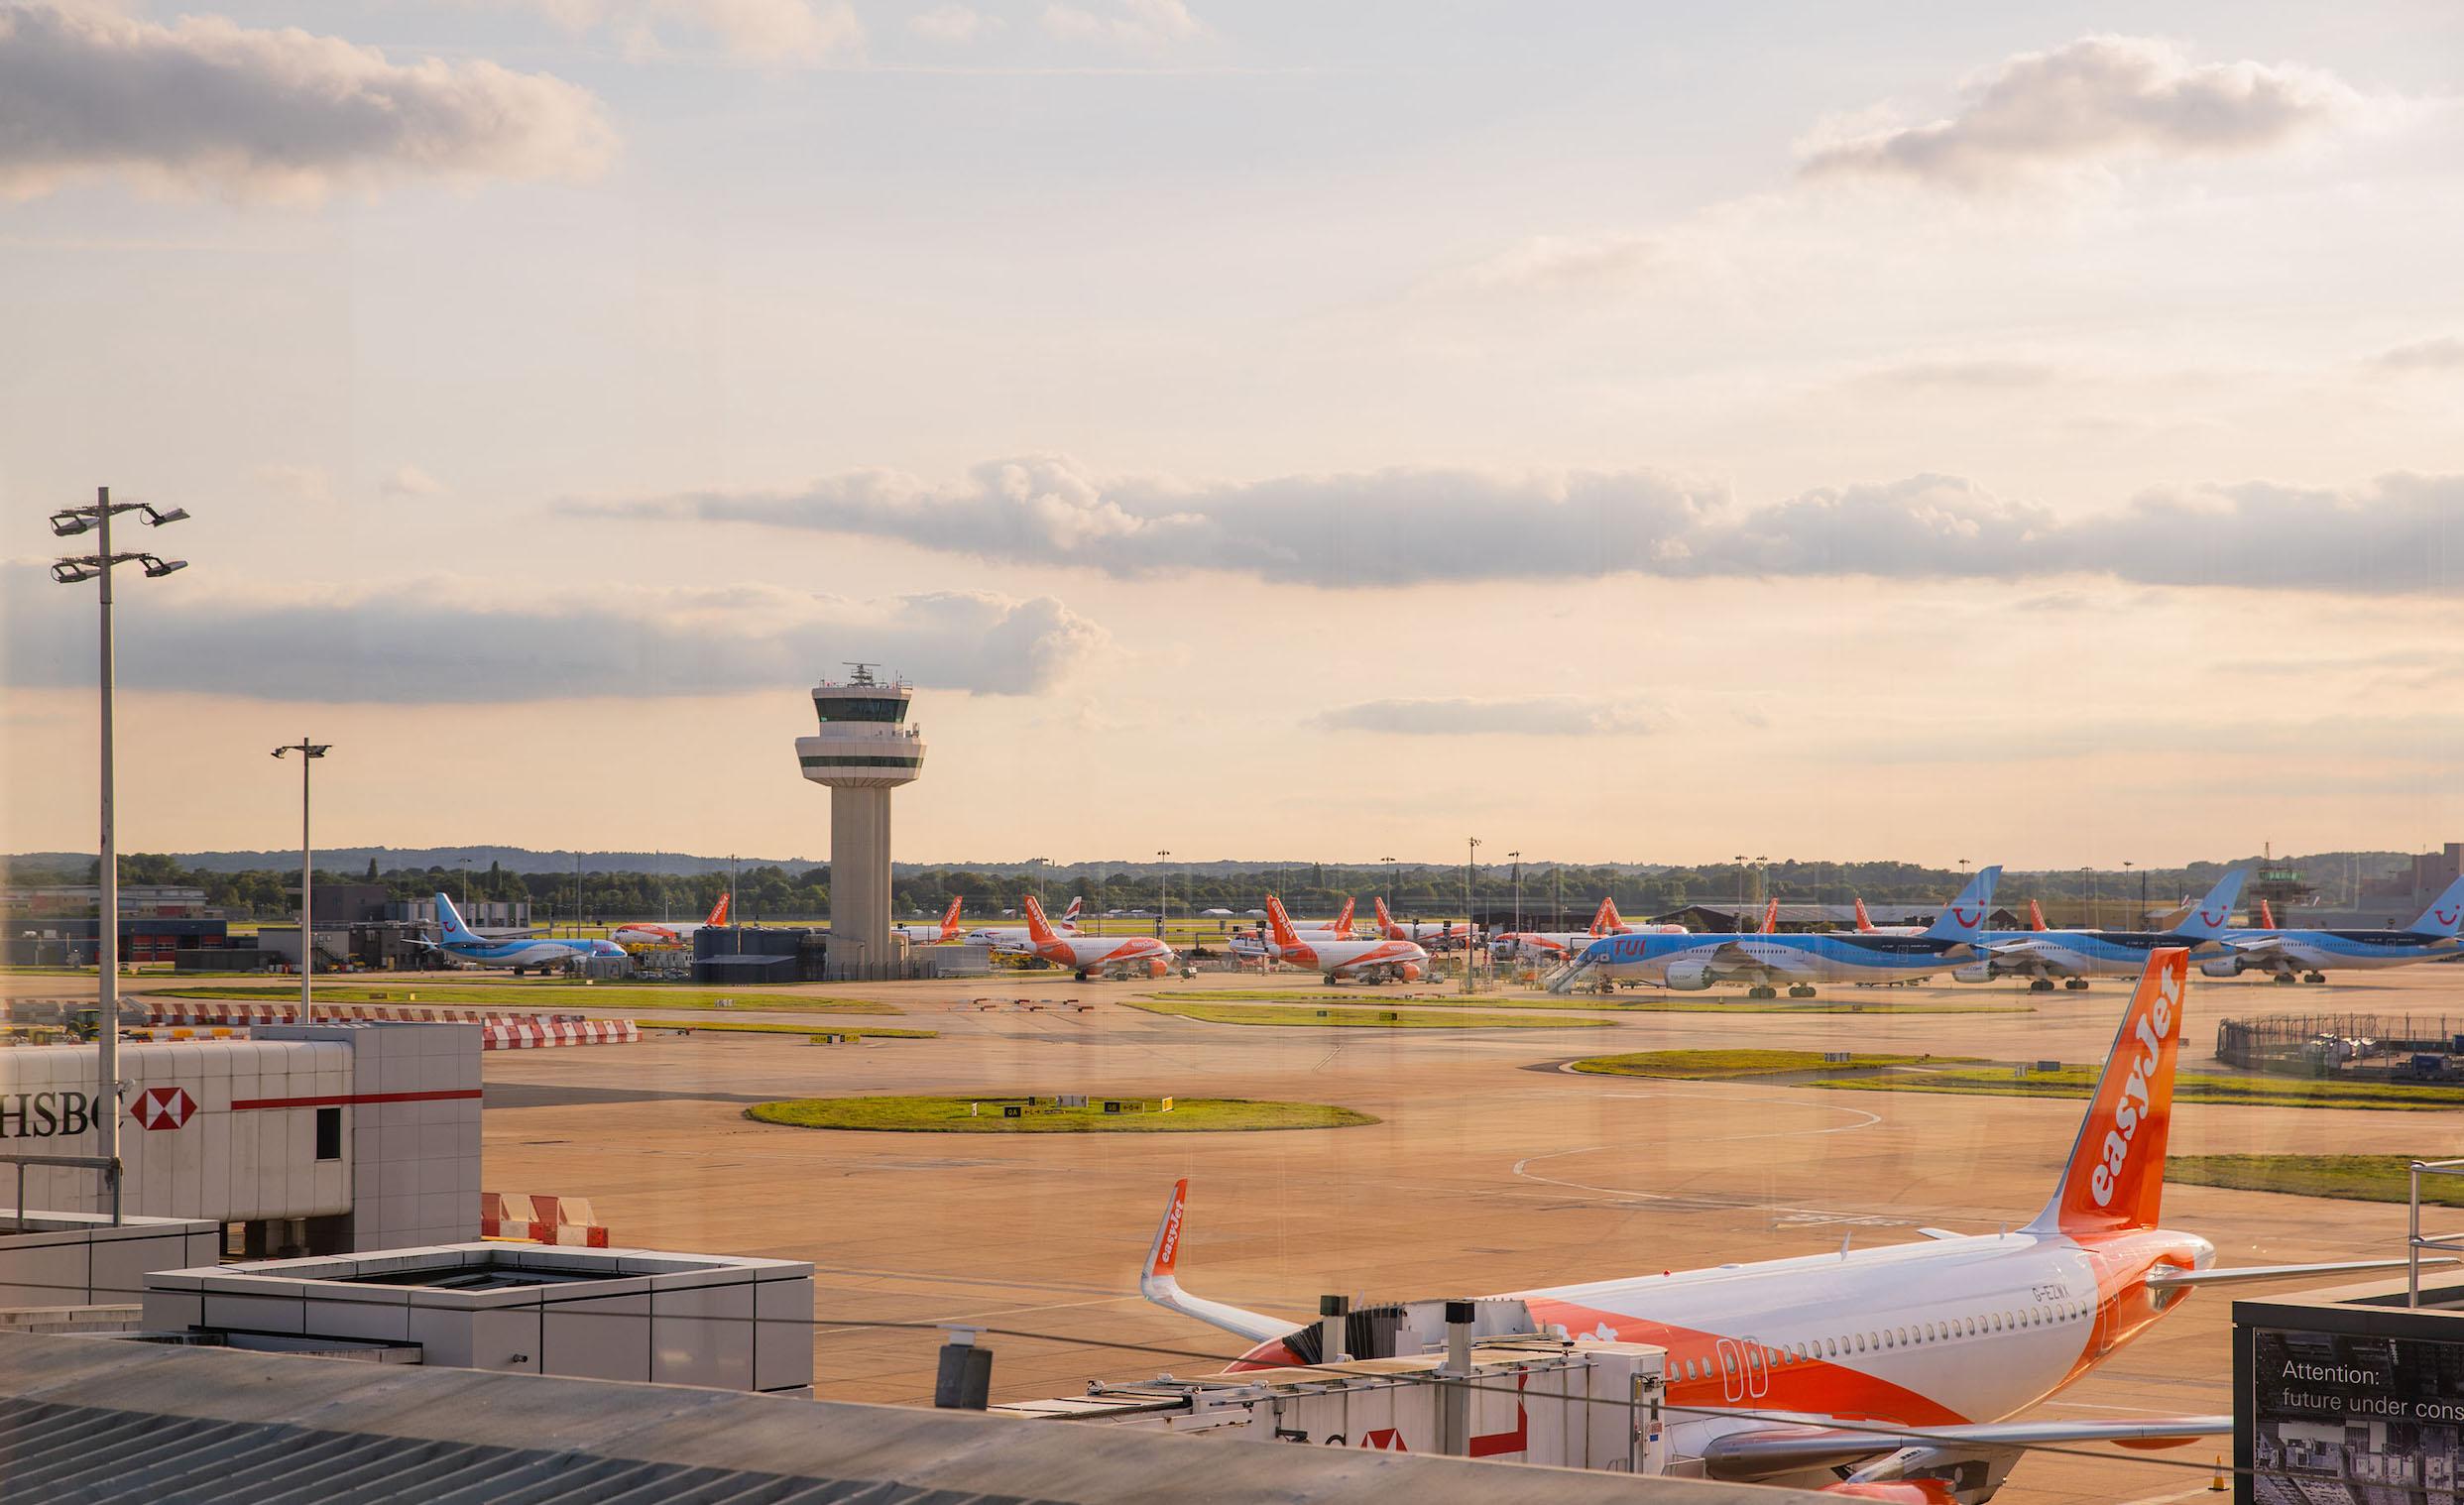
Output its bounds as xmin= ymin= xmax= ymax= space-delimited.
xmin=1508 ymin=850 xmax=1522 ymax=937
xmin=272 ymin=740 xmax=331 ymax=1021
xmin=1381 ymin=857 xmax=1397 ymax=921
xmin=2122 ymin=861 xmax=2135 ymax=927
xmin=50 ymin=486 xmax=189 ymax=1223
xmin=1156 ymin=850 xmax=1171 ymax=940
xmin=1464 ymin=837 xmax=1481 ymax=995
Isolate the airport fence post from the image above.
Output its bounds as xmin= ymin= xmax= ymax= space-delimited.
xmin=934 ymin=1326 xmax=993 ymax=1410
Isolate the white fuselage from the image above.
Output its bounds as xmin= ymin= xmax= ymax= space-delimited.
xmin=1233 ymin=1224 xmax=2212 ymax=1469
xmin=1266 ymin=935 xmax=1428 ymax=979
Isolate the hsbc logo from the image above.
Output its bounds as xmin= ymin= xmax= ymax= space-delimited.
xmin=131 ymin=1086 xmax=196 ymax=1131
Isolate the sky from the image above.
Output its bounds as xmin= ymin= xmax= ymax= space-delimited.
xmin=2 ymin=0 xmax=2461 ymax=868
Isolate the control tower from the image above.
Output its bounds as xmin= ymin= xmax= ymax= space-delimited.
xmin=796 ymin=665 xmax=925 ymax=969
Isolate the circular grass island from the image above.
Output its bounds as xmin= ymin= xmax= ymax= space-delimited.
xmin=745 ymin=1095 xmax=1376 ymax=1133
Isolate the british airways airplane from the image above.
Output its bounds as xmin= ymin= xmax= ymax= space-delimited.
xmin=417 ymin=891 xmax=628 ymax=975
xmin=1558 ymin=867 xmax=2000 ymax=998
xmin=2201 ymin=873 xmax=2464 ymax=984
xmin=1955 ymin=868 xmax=2248 ymax=991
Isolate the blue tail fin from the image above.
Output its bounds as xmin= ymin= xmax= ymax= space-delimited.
xmin=2171 ymin=868 xmax=2247 ymax=940
xmin=2407 ymin=875 xmax=2464 ymax=938
xmin=434 ymin=890 xmax=480 ymax=945
xmin=1921 ymin=866 xmax=2000 ymax=942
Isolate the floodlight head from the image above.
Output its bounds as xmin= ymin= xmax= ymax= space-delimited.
xmin=143 ymin=506 xmax=189 ymax=526
xmin=272 ymin=749 xmax=289 ymax=759
xmin=51 ymin=561 xmax=98 ymax=584
xmin=305 ymin=743 xmax=331 ymax=757
xmin=139 ymin=556 xmax=187 ymax=578
xmin=50 ymin=512 xmax=92 ymax=537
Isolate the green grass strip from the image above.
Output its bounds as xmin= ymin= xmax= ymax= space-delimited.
xmin=1567 ymin=1049 xmax=1960 ymax=1079
xmin=746 ymin=1095 xmax=1375 ymax=1133
xmin=1811 ymin=1066 xmax=2464 ymax=1110
xmin=2169 ymin=1155 xmax=2464 ymax=1207
xmin=1121 ymin=998 xmax=1612 ymax=1029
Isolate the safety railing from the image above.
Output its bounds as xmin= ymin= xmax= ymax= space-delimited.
xmin=2407 ymin=1159 xmax=2464 ymax=1306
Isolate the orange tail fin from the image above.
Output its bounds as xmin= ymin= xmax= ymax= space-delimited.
xmin=1332 ymin=896 xmax=1354 ymax=938
xmin=1264 ymin=895 xmax=1302 ymax=950
xmin=2260 ymin=898 xmax=2276 ymax=929
xmin=1760 ymin=897 xmax=1779 ymax=934
xmin=1022 ymin=893 xmax=1056 ymax=947
xmin=938 ymin=895 xmax=963 ymax=940
xmin=2028 ymin=898 xmax=2047 ymax=932
xmin=2028 ymin=949 xmax=2186 ymax=1236
xmin=1853 ymin=897 xmax=1875 ymax=933
xmin=707 ymin=891 xmax=731 ymax=927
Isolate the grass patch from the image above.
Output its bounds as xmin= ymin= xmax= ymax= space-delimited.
xmin=1568 ymin=1049 xmax=1953 ymax=1079
xmin=1812 ymin=1066 xmax=2464 ymax=1110
xmin=1122 ymin=999 xmax=1612 ymax=1029
xmin=154 ymin=984 xmax=898 ymax=1015
xmin=2169 ymin=1155 xmax=2464 ymax=1207
xmin=1140 ymin=989 xmax=2022 ymax=1015
xmin=746 ymin=1095 xmax=1375 ymax=1133
xmin=644 ymin=1019 xmax=936 ymax=1040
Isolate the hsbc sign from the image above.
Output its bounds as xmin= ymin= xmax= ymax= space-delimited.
xmin=0 ymin=1086 xmax=195 ymax=1140
xmin=0 ymin=1091 xmax=104 ymax=1141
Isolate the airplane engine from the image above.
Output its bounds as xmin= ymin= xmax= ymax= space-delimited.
xmin=1147 ymin=958 xmax=1170 ymax=978
xmin=2200 ymin=956 xmax=2244 ymax=979
xmin=1663 ymin=959 xmax=1716 ymax=991
xmin=1951 ymin=962 xmax=1996 ymax=984
xmin=1395 ymin=962 xmax=1422 ymax=982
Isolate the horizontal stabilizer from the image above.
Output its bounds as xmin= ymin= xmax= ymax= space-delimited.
xmin=2145 ymin=1256 xmax=2455 ymax=1289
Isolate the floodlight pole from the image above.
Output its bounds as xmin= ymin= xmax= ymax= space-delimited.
xmin=1463 ymin=837 xmax=1481 ymax=995
xmin=49 ymin=485 xmax=190 ymax=1224
xmin=273 ymin=740 xmax=330 ymax=1021
xmin=95 ymin=493 xmax=119 ymax=1207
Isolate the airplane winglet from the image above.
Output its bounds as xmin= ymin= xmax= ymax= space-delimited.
xmin=1136 ymin=1180 xmax=1293 ymax=1343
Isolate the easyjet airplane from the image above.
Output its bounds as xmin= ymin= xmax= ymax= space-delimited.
xmin=1018 ymin=892 xmax=1172 ymax=980
xmin=892 ymin=895 xmax=965 ymax=944
xmin=1231 ymin=897 xmax=1356 ymax=958
xmin=1371 ymin=895 xmax=1474 ymax=949
xmin=966 ymin=894 xmax=1083 ymax=951
xmin=610 ymin=890 xmax=730 ymax=946
xmin=1257 ymin=895 xmax=1428 ymax=984
xmin=1138 ymin=950 xmax=2425 ymax=1500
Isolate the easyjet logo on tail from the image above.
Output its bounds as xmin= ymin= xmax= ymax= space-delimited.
xmin=1154 ymin=1182 xmax=1187 ymax=1274
xmin=2076 ymin=952 xmax=2184 ymax=1223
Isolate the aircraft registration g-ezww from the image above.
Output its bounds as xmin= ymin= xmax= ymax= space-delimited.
xmin=1559 ymin=867 xmax=2001 ymax=998
xmin=1136 ymin=950 xmax=2431 ymax=1501
xmin=1957 ymin=868 xmax=2248 ymax=991
xmin=2203 ymin=873 xmax=2464 ymax=984
xmin=418 ymin=891 xmax=628 ymax=974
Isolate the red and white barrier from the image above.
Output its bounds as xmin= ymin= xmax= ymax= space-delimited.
xmin=481 ymin=1019 xmax=642 ymax=1049
xmin=136 ymin=1001 xmax=640 ymax=1049
xmin=481 ymin=1192 xmax=613 ymax=1246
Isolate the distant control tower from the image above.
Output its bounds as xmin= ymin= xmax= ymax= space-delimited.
xmin=796 ymin=664 xmax=925 ymax=969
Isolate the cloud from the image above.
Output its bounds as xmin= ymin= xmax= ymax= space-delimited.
xmin=1798 ymin=35 xmax=2362 ymax=190
xmin=0 ymin=571 xmax=1107 ymax=702
xmin=1312 ymin=696 xmax=1667 ymax=737
xmin=0 ymin=4 xmax=615 ymax=201
xmin=1859 ymin=359 xmax=2060 ymax=389
xmin=908 ymin=4 xmax=995 ymax=44
xmin=1040 ymin=0 xmax=1206 ymax=51
xmin=1428 ymin=234 xmax=1659 ymax=296
xmin=255 ymin=463 xmax=334 ymax=506
xmin=2372 ymin=336 xmax=2464 ymax=373
xmin=580 ymin=455 xmax=1723 ymax=587
xmin=380 ymin=465 xmax=448 ymax=499
xmin=497 ymin=0 xmax=864 ymax=62
xmin=582 ymin=456 xmax=2464 ymax=596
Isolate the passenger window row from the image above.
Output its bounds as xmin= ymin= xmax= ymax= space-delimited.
xmin=1666 ymin=1299 xmax=2099 ymax=1382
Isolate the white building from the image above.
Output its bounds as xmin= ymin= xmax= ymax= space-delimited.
xmin=0 ymin=1022 xmax=479 ymax=1255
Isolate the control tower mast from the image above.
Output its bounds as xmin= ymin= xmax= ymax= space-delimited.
xmin=796 ymin=664 xmax=924 ymax=971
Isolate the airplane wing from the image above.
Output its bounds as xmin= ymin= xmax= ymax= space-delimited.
xmin=2145 ymin=1256 xmax=2453 ymax=1289
xmin=1981 ymin=938 xmax=2073 ymax=976
xmin=1137 ymin=1179 xmax=1297 ymax=1344
xmin=1712 ymin=940 xmax=1819 ymax=981
xmin=1701 ymin=1414 xmax=2229 ymax=1482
